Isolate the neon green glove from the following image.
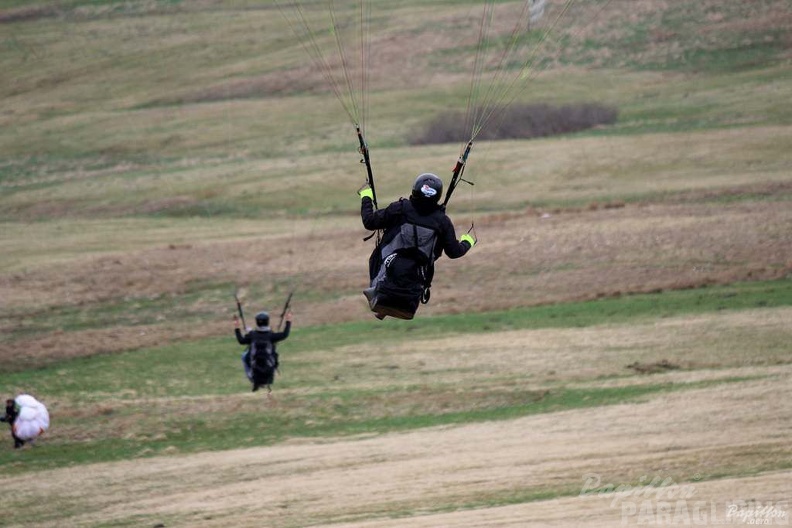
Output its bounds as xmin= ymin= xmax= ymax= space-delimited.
xmin=460 ymin=233 xmax=476 ymax=248
xmin=359 ymin=187 xmax=374 ymax=201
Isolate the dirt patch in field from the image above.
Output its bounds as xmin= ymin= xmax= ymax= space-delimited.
xmin=3 ymin=374 xmax=789 ymax=527
xmin=625 ymin=359 xmax=680 ymax=374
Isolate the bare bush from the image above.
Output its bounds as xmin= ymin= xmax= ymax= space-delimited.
xmin=410 ymin=103 xmax=618 ymax=145
xmin=0 ymin=6 xmax=57 ymax=23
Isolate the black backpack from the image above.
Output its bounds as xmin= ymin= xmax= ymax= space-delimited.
xmin=250 ymin=335 xmax=278 ymax=385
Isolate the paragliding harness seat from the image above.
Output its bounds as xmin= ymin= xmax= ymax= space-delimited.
xmin=365 ymin=222 xmax=437 ymax=320
xmin=247 ymin=334 xmax=279 ymax=388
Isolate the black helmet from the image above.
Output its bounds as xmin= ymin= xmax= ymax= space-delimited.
xmin=255 ymin=311 xmax=270 ymax=327
xmin=411 ymin=173 xmax=443 ymax=203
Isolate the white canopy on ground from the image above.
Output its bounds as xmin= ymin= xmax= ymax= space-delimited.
xmin=13 ymin=394 xmax=50 ymax=441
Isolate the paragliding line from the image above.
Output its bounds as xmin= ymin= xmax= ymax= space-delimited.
xmin=276 ymin=0 xmax=378 ymax=241
xmin=473 ymin=0 xmax=614 ymax=139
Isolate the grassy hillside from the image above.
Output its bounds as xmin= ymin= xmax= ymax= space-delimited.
xmin=1 ymin=0 xmax=789 ymax=364
xmin=0 ymin=0 xmax=790 ymax=525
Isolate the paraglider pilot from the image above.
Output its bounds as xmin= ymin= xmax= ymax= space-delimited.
xmin=1 ymin=399 xmax=24 ymax=449
xmin=359 ymin=173 xmax=476 ymax=320
xmin=1 ymin=395 xmax=50 ymax=449
xmin=234 ymin=310 xmax=292 ymax=392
